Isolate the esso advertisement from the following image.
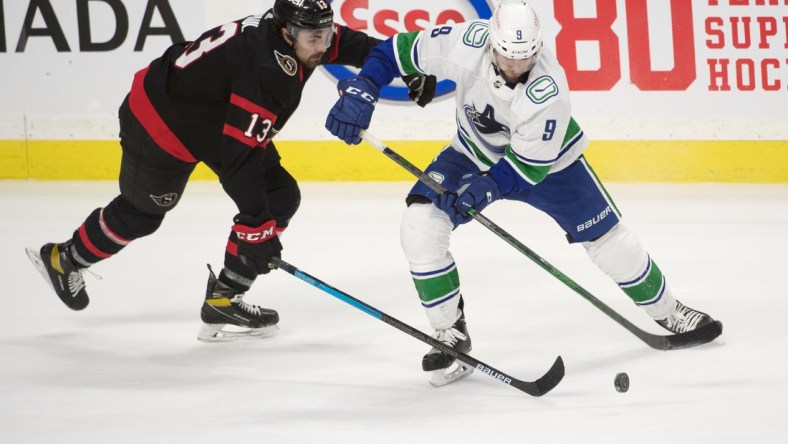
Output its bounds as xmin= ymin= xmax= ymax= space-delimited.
xmin=326 ymin=0 xmax=494 ymax=101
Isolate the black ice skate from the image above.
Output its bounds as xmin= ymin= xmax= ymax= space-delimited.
xmin=656 ymin=300 xmax=714 ymax=334
xmin=197 ymin=266 xmax=279 ymax=342
xmin=26 ymin=241 xmax=89 ymax=310
xmin=422 ymin=311 xmax=473 ymax=387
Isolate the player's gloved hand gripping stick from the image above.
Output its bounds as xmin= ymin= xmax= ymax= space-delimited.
xmin=360 ymin=130 xmax=723 ymax=351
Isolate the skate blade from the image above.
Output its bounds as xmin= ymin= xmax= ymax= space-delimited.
xmin=197 ymin=323 xmax=280 ymax=343
xmin=25 ymin=247 xmax=55 ymax=291
xmin=428 ymin=361 xmax=474 ymax=387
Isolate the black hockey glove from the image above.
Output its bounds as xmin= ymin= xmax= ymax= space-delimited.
xmin=402 ymin=73 xmax=437 ymax=107
xmin=228 ymin=213 xmax=282 ymax=275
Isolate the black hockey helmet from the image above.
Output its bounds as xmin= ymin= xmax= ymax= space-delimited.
xmin=273 ymin=0 xmax=334 ymax=34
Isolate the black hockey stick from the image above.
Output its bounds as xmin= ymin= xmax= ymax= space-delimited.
xmin=360 ymin=130 xmax=722 ymax=351
xmin=271 ymin=257 xmax=564 ymax=397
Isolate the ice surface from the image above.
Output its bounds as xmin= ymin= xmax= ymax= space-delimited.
xmin=1 ymin=181 xmax=786 ymax=443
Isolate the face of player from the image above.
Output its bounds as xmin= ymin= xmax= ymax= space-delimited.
xmin=284 ymin=27 xmax=333 ymax=69
xmin=493 ymin=49 xmax=538 ymax=83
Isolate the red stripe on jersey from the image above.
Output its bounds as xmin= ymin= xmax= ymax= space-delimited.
xmin=226 ymin=239 xmax=238 ymax=256
xmin=128 ymin=67 xmax=197 ymax=163
xmin=78 ymin=224 xmax=112 ymax=259
xmin=327 ymin=25 xmax=341 ymax=63
xmin=229 ymin=94 xmax=277 ymax=123
xmin=222 ymin=124 xmax=262 ymax=148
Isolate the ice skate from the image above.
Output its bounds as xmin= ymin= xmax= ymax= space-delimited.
xmin=422 ymin=314 xmax=473 ymax=387
xmin=26 ymin=241 xmax=89 ymax=310
xmin=655 ymin=300 xmax=714 ymax=334
xmin=197 ymin=266 xmax=279 ymax=342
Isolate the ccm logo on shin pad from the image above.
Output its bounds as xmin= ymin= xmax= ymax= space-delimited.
xmin=232 ymin=220 xmax=277 ymax=243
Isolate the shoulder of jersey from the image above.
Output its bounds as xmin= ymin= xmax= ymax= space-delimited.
xmin=242 ymin=18 xmax=302 ymax=79
xmin=436 ymin=20 xmax=490 ymax=67
xmin=447 ymin=19 xmax=490 ymax=50
xmin=521 ymin=51 xmax=566 ymax=106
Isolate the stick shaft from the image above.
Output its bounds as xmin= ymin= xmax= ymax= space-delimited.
xmin=359 ymin=130 xmax=721 ymax=350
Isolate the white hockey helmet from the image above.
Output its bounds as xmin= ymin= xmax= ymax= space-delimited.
xmin=489 ymin=1 xmax=543 ymax=61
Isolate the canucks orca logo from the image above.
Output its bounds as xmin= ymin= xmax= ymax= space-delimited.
xmin=323 ymin=0 xmax=493 ymax=102
xmin=464 ymin=104 xmax=509 ymax=154
xmin=465 ymin=104 xmax=509 ymax=136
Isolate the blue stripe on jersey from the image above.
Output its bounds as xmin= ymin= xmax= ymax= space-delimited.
xmin=510 ymin=149 xmax=555 ymax=166
xmin=619 ymin=256 xmax=653 ymax=287
xmin=411 ymin=263 xmax=456 ymax=278
xmin=457 ymin=128 xmax=477 ymax=158
xmin=556 ymin=130 xmax=585 ymax=159
xmin=412 ymin=34 xmax=422 ymax=71
xmin=422 ymin=289 xmax=461 ymax=308
xmin=509 ymin=130 xmax=585 ymax=167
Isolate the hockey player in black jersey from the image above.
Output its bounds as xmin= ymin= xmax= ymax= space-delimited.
xmin=25 ymin=0 xmax=435 ymax=342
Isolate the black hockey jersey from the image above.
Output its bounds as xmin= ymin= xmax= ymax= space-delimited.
xmin=125 ymin=14 xmax=379 ymax=216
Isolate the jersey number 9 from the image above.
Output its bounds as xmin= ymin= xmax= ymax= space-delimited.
xmin=542 ymin=119 xmax=557 ymax=141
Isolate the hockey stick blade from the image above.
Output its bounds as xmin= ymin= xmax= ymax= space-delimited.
xmin=645 ymin=320 xmax=723 ymax=351
xmin=359 ymin=130 xmax=723 ymax=351
xmin=271 ymin=257 xmax=564 ymax=397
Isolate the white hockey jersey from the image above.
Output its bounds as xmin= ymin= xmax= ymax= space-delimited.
xmin=388 ymin=20 xmax=588 ymax=190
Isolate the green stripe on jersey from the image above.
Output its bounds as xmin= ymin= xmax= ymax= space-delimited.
xmin=457 ymin=117 xmax=494 ymax=167
xmin=562 ymin=117 xmax=582 ymax=146
xmin=394 ymin=32 xmax=423 ymax=75
xmin=620 ymin=260 xmax=665 ymax=303
xmin=412 ymin=268 xmax=460 ymax=303
xmin=504 ymin=145 xmax=552 ymax=184
xmin=580 ymin=156 xmax=622 ymax=217
xmin=504 ymin=117 xmax=583 ymax=185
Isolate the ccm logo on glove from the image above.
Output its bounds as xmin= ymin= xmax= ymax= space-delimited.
xmin=343 ymin=86 xmax=377 ymax=104
xmin=233 ymin=220 xmax=277 ymax=243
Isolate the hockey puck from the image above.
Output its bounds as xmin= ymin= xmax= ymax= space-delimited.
xmin=614 ymin=372 xmax=630 ymax=393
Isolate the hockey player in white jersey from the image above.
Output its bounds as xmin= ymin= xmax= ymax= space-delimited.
xmin=326 ymin=1 xmax=717 ymax=386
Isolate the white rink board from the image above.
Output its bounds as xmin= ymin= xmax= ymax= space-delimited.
xmin=0 ymin=0 xmax=786 ymax=141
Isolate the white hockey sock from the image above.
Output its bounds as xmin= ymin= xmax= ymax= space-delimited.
xmin=584 ymin=224 xmax=677 ymax=320
xmin=401 ymin=203 xmax=462 ymax=330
